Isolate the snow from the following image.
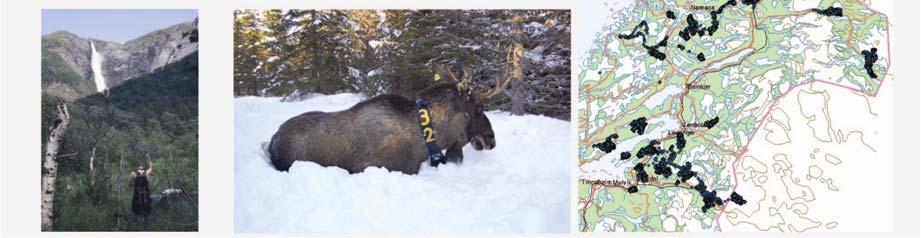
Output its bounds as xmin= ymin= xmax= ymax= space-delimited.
xmin=234 ymin=94 xmax=570 ymax=234
xmin=524 ymin=21 xmax=548 ymax=36
xmin=369 ymin=40 xmax=384 ymax=48
xmin=459 ymin=44 xmax=482 ymax=50
xmin=348 ymin=66 xmax=361 ymax=77
xmin=286 ymin=24 xmax=302 ymax=35
xmin=524 ymin=45 xmax=546 ymax=62
xmin=367 ymin=68 xmax=382 ymax=77
xmin=90 ymin=42 xmax=107 ymax=92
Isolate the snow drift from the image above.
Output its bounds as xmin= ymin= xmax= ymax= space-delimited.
xmin=234 ymin=94 xmax=570 ymax=234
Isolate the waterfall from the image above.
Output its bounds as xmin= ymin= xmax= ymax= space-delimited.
xmin=90 ymin=42 xmax=107 ymax=92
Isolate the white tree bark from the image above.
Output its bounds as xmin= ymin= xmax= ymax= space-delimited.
xmin=116 ymin=158 xmax=124 ymax=227
xmin=41 ymin=103 xmax=69 ymax=231
xmin=90 ymin=147 xmax=96 ymax=186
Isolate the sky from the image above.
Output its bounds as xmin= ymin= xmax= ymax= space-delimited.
xmin=42 ymin=9 xmax=197 ymax=43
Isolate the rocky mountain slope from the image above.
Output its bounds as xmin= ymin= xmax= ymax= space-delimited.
xmin=41 ymin=17 xmax=198 ymax=100
xmin=99 ymin=18 xmax=198 ymax=87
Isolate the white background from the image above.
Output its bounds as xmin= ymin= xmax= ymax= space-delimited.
xmin=1 ymin=0 xmax=919 ymax=237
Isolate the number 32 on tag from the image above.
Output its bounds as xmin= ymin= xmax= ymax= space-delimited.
xmin=418 ymin=109 xmax=434 ymax=142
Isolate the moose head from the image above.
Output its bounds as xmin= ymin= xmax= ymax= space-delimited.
xmin=443 ymin=67 xmax=507 ymax=151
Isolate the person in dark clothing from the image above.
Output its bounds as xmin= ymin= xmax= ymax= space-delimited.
xmin=131 ymin=155 xmax=153 ymax=217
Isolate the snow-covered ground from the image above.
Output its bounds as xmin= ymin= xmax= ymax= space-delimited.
xmin=234 ymin=94 xmax=571 ymax=234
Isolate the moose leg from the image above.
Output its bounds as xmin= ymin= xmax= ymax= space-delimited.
xmin=445 ymin=143 xmax=464 ymax=164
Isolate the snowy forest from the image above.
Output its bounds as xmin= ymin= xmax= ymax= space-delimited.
xmin=233 ymin=10 xmax=571 ymax=119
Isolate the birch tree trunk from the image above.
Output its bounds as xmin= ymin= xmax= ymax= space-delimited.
xmin=116 ymin=158 xmax=123 ymax=227
xmin=90 ymin=147 xmax=96 ymax=186
xmin=41 ymin=103 xmax=70 ymax=231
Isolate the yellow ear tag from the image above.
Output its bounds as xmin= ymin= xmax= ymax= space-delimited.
xmin=434 ymin=74 xmax=441 ymax=81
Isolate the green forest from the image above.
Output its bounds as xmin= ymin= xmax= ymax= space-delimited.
xmin=41 ymin=49 xmax=199 ymax=231
xmin=233 ymin=10 xmax=571 ymax=119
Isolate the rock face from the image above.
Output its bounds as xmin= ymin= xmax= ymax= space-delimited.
xmin=42 ymin=31 xmax=93 ymax=80
xmin=100 ymin=18 xmax=199 ymax=88
xmin=42 ymin=32 xmax=96 ymax=100
xmin=41 ymin=17 xmax=198 ymax=96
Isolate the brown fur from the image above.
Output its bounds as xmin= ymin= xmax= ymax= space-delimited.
xmin=268 ymin=83 xmax=495 ymax=174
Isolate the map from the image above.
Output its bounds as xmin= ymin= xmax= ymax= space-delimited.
xmin=576 ymin=0 xmax=894 ymax=232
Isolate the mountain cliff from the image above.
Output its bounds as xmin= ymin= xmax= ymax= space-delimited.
xmin=41 ymin=17 xmax=198 ymax=100
xmin=99 ymin=18 xmax=198 ymax=87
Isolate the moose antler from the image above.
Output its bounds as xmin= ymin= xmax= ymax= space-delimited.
xmin=445 ymin=67 xmax=460 ymax=83
xmin=446 ymin=66 xmax=476 ymax=93
xmin=477 ymin=73 xmax=513 ymax=100
xmin=446 ymin=67 xmax=473 ymax=84
xmin=477 ymin=44 xmax=518 ymax=100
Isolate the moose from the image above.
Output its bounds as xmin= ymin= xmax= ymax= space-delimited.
xmin=268 ymin=78 xmax=502 ymax=175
